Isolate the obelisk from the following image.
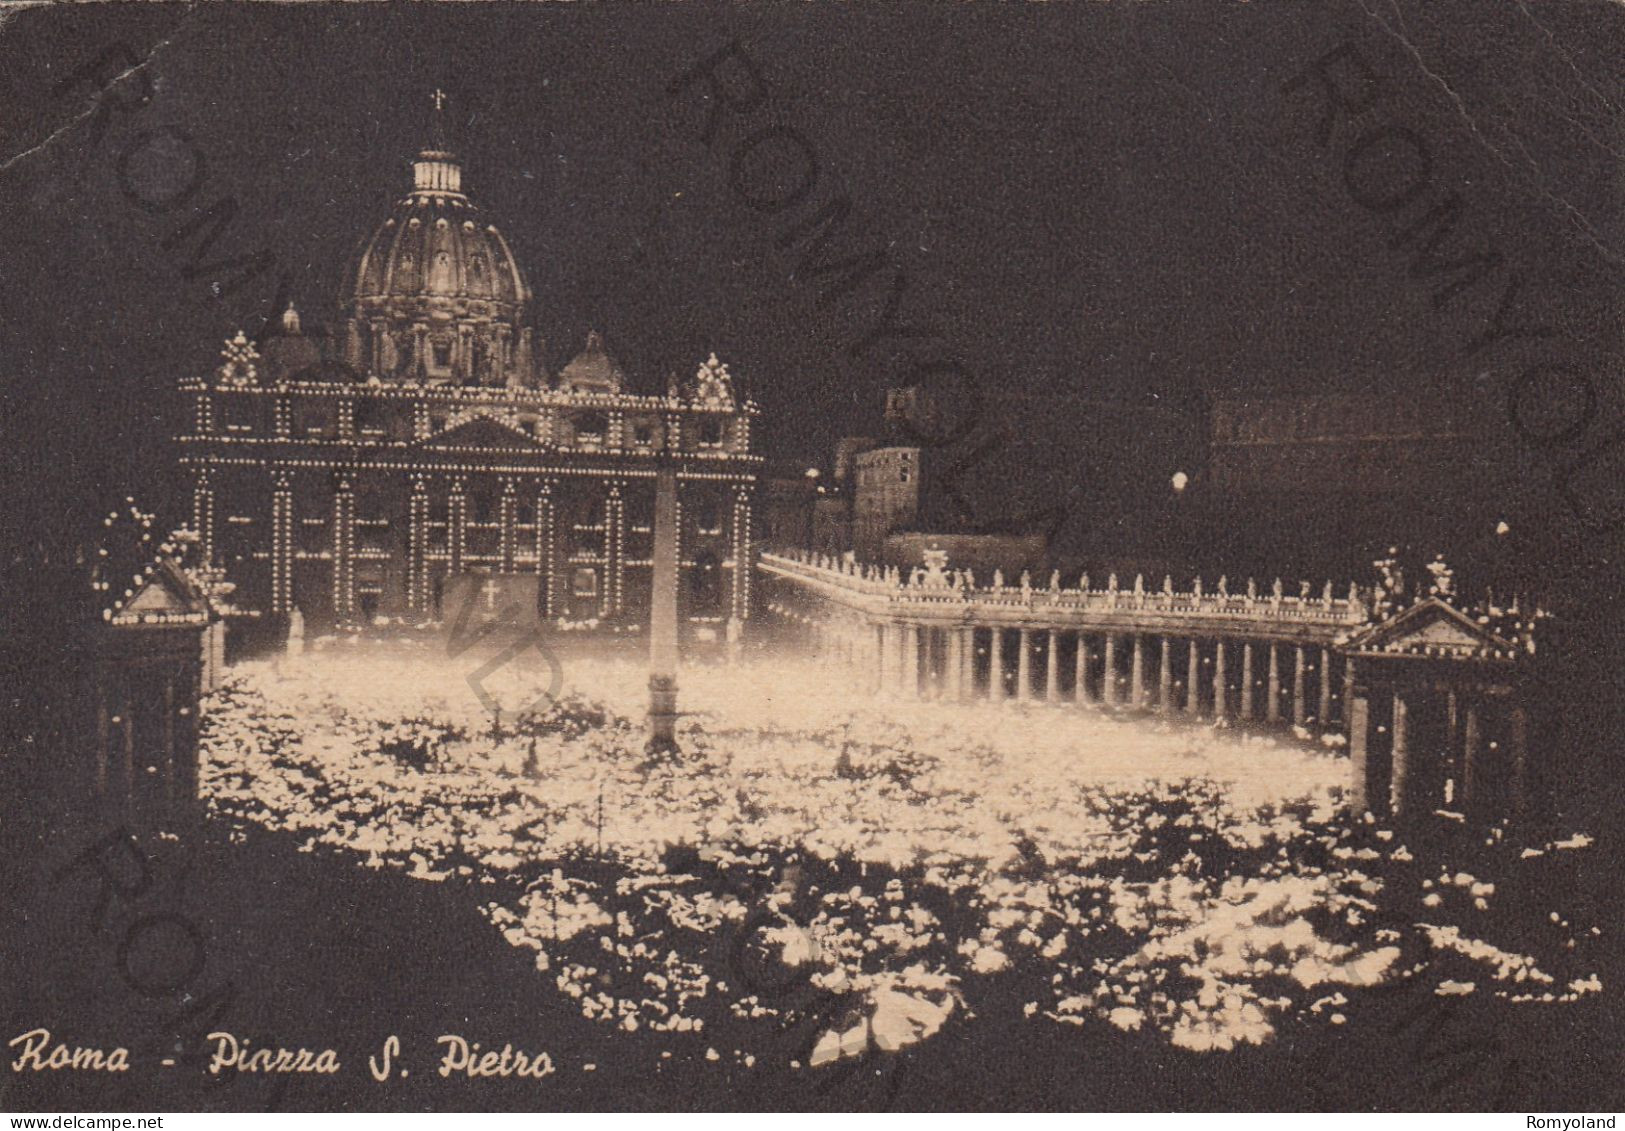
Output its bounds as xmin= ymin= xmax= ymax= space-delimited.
xmin=647 ymin=463 xmax=680 ymax=754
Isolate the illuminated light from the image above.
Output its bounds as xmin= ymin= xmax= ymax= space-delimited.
xmin=1171 ymin=471 xmax=1189 ymax=493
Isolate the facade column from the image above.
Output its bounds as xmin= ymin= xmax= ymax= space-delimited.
xmin=1102 ymin=634 xmax=1118 ymax=706
xmin=448 ymin=478 xmax=467 ymax=578
xmin=604 ymin=481 xmax=626 ymax=618
xmin=1240 ymin=642 xmax=1255 ymax=720
xmin=1266 ymin=643 xmax=1281 ymax=723
xmin=1213 ymin=641 xmax=1228 ymax=720
xmin=1045 ymin=630 xmax=1060 ymax=703
xmin=332 ymin=476 xmax=356 ymax=624
xmin=729 ymin=485 xmax=754 ymax=625
xmin=1185 ymin=639 xmax=1200 ymax=713
xmin=1461 ymin=696 xmax=1482 ymax=812
xmin=990 ymin=627 xmax=1005 ymax=702
xmin=499 ymin=481 xmax=518 ymax=574
xmin=1318 ymin=647 xmax=1334 ymax=726
xmin=537 ymin=480 xmax=558 ymax=618
xmin=1158 ymin=637 xmax=1172 ymax=711
xmin=271 ymin=471 xmax=295 ymax=615
xmin=1130 ymin=634 xmax=1145 ymax=707
xmin=1016 ymin=629 xmax=1033 ymax=701
xmin=193 ymin=469 xmax=216 ymax=567
xmin=1293 ymin=645 xmax=1309 ymax=726
xmin=407 ymin=478 xmax=429 ymax=614
xmin=1390 ymin=691 xmax=1412 ymax=816
xmin=1347 ymin=692 xmax=1372 ymax=812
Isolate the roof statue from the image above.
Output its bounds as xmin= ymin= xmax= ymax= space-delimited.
xmin=217 ymin=330 xmax=259 ymax=388
xmin=559 ymin=330 xmax=625 ymax=394
xmin=690 ymin=353 xmax=736 ymax=409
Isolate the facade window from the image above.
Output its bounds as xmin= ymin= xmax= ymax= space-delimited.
xmin=300 ymin=407 xmax=333 ymax=438
xmin=696 ymin=498 xmax=723 ymax=536
xmin=571 ymin=568 xmax=597 ymax=598
xmin=633 ymin=422 xmax=654 ymax=446
xmin=698 ymin=418 xmax=724 ymax=447
xmin=432 ymin=340 xmax=453 ymax=368
xmin=355 ymin=400 xmax=388 ymax=436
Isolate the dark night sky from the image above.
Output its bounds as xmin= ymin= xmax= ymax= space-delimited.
xmin=0 ymin=1 xmax=1620 ymax=565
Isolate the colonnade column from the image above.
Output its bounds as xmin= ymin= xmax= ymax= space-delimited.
xmin=1266 ymin=644 xmax=1281 ymax=723
xmin=1045 ymin=630 xmax=1060 ymax=702
xmin=955 ymin=627 xmax=968 ymax=698
xmin=1213 ymin=641 xmax=1228 ymax=720
xmin=1130 ymin=635 xmax=1145 ymax=707
xmin=1347 ymin=691 xmax=1372 ymax=812
xmin=1292 ymin=645 xmax=1308 ymax=727
xmin=876 ymin=621 xmax=892 ymax=695
xmin=1075 ymin=635 xmax=1089 ymax=704
xmin=1509 ymin=703 xmax=1529 ymax=814
xmin=1318 ymin=647 xmax=1333 ymax=726
xmin=1240 ymin=642 xmax=1255 ymax=720
xmin=1016 ymin=629 xmax=1032 ymax=702
xmin=1390 ymin=692 xmax=1412 ymax=816
xmin=1102 ymin=635 xmax=1118 ymax=706
xmin=1158 ymin=637 xmax=1172 ymax=711
xmin=949 ymin=627 xmax=965 ymax=702
xmin=1185 ymin=639 xmax=1200 ymax=713
xmin=990 ymin=628 xmax=1005 ymax=702
xmin=1460 ymin=697 xmax=1481 ymax=811
xmin=906 ymin=625 xmax=921 ymax=698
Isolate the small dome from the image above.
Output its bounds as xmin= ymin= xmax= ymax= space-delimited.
xmin=559 ymin=330 xmax=624 ymax=394
xmin=259 ymin=304 xmax=321 ymax=382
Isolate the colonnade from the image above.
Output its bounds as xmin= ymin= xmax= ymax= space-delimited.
xmin=799 ymin=617 xmax=1348 ymax=728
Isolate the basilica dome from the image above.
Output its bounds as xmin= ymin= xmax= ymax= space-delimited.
xmin=339 ymin=93 xmax=538 ymax=387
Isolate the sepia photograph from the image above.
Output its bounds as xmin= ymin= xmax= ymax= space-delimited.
xmin=1 ymin=0 xmax=1621 ymax=1116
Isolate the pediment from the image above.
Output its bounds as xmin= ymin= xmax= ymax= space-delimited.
xmin=109 ymin=559 xmax=209 ymax=625
xmin=1348 ymin=598 xmax=1512 ymax=658
xmin=413 ymin=415 xmax=544 ymax=452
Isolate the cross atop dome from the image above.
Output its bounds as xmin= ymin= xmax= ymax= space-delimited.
xmin=413 ymin=87 xmax=462 ymax=197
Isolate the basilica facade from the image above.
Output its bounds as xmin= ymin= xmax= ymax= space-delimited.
xmin=177 ymin=98 xmax=760 ymax=633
